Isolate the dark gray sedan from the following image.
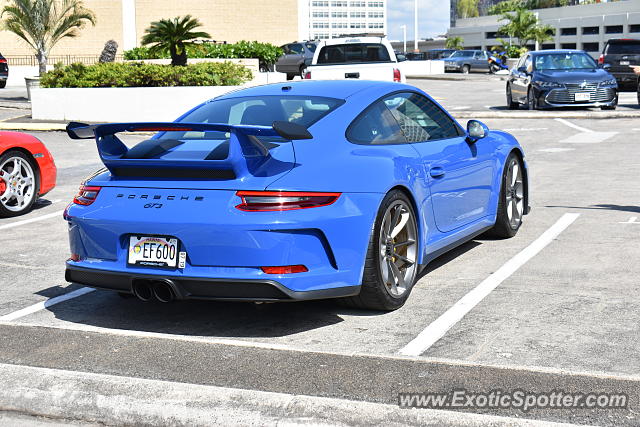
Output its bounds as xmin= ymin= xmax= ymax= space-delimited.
xmin=444 ymin=50 xmax=490 ymax=73
xmin=275 ymin=41 xmax=318 ymax=80
xmin=507 ymin=50 xmax=618 ymax=110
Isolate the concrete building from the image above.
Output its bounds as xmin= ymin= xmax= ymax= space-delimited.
xmin=448 ymin=0 xmax=640 ymax=56
xmin=298 ymin=0 xmax=387 ymax=40
xmin=0 ymin=0 xmax=299 ymax=58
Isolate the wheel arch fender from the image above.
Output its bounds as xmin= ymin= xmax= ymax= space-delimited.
xmin=382 ymin=184 xmax=427 ymax=266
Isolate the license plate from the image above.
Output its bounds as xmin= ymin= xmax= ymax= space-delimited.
xmin=128 ymin=235 xmax=180 ymax=268
xmin=575 ymin=92 xmax=590 ymax=101
xmin=620 ymin=60 xmax=630 ymax=65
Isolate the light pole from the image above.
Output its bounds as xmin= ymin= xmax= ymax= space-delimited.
xmin=400 ymin=25 xmax=407 ymax=53
xmin=414 ymin=0 xmax=418 ymax=52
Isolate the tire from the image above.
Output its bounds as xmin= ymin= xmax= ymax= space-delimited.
xmin=601 ymin=105 xmax=616 ymax=111
xmin=461 ymin=65 xmax=470 ymax=74
xmin=0 ymin=150 xmax=40 ymax=218
xmin=527 ymin=87 xmax=537 ymax=110
xmin=490 ymin=64 xmax=499 ymax=74
xmin=506 ymin=84 xmax=518 ymax=110
xmin=286 ymin=73 xmax=295 ymax=81
xmin=0 ymin=80 xmax=6 ymax=89
xmin=485 ymin=153 xmax=525 ymax=239
xmin=341 ymin=190 xmax=419 ymax=311
xmin=299 ymin=65 xmax=306 ymax=79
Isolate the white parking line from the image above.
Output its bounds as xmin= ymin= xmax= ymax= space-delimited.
xmin=619 ymin=216 xmax=640 ymax=224
xmin=0 ymin=210 xmax=64 ymax=231
xmin=0 ymin=287 xmax=95 ymax=322
xmin=502 ymin=128 xmax=548 ymax=132
xmin=451 ymin=106 xmax=471 ymax=110
xmin=555 ymin=118 xmax=593 ymax=133
xmin=398 ymin=213 xmax=580 ymax=357
xmin=538 ymin=148 xmax=575 ymax=153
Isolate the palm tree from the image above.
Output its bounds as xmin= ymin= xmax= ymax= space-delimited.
xmin=498 ymin=8 xmax=541 ymax=48
xmin=2 ymin=0 xmax=96 ymax=75
xmin=141 ymin=15 xmax=211 ymax=66
xmin=457 ymin=0 xmax=479 ymax=19
xmin=445 ymin=36 xmax=464 ymax=50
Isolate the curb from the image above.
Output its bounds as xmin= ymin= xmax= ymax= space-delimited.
xmin=407 ymin=75 xmax=507 ymax=82
xmin=0 ymin=363 xmax=572 ymax=427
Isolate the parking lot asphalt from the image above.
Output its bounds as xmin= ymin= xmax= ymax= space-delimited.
xmin=1 ymin=77 xmax=639 ymax=426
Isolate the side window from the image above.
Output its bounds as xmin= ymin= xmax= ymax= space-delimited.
xmin=346 ymin=100 xmax=407 ymax=145
xmin=524 ymin=55 xmax=533 ymax=73
xmin=281 ymin=45 xmax=291 ymax=55
xmin=290 ymin=44 xmax=304 ymax=55
xmin=383 ymin=92 xmax=462 ymax=142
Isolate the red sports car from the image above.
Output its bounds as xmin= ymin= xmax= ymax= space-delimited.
xmin=0 ymin=132 xmax=56 ymax=217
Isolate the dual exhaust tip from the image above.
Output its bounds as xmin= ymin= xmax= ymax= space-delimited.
xmin=132 ymin=279 xmax=176 ymax=303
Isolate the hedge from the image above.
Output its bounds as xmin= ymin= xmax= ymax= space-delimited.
xmin=40 ymin=61 xmax=253 ymax=88
xmin=123 ymin=40 xmax=284 ymax=67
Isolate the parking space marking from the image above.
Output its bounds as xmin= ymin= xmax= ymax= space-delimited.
xmin=0 ymin=210 xmax=64 ymax=231
xmin=538 ymin=148 xmax=575 ymax=153
xmin=555 ymin=118 xmax=593 ymax=133
xmin=561 ymin=132 xmax=617 ymax=144
xmin=619 ymin=216 xmax=640 ymax=224
xmin=0 ymin=287 xmax=95 ymax=322
xmin=451 ymin=106 xmax=471 ymax=110
xmin=502 ymin=128 xmax=548 ymax=132
xmin=398 ymin=213 xmax=580 ymax=357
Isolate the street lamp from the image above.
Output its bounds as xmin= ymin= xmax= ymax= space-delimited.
xmin=400 ymin=25 xmax=407 ymax=53
xmin=414 ymin=0 xmax=418 ymax=52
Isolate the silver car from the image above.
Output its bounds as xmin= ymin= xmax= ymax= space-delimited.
xmin=275 ymin=41 xmax=318 ymax=80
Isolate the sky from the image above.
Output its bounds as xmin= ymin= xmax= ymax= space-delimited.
xmin=387 ymin=0 xmax=450 ymax=41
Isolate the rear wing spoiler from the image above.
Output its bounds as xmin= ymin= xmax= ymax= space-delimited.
xmin=66 ymin=121 xmax=312 ymax=178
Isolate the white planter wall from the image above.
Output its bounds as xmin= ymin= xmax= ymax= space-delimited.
xmin=398 ymin=60 xmax=445 ymax=78
xmin=30 ymin=72 xmax=288 ymax=122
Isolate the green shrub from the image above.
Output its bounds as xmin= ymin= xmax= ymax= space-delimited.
xmin=40 ymin=61 xmax=253 ymax=88
xmin=123 ymin=41 xmax=284 ymax=67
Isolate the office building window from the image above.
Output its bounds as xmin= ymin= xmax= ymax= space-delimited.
xmin=561 ymin=27 xmax=577 ymax=36
xmin=561 ymin=43 xmax=577 ymax=49
xmin=541 ymin=43 xmax=555 ymax=50
xmin=369 ymin=22 xmax=384 ymax=29
xmin=582 ymin=42 xmax=600 ymax=52
xmin=332 ymin=22 xmax=348 ymax=28
xmin=350 ymin=1 xmax=366 ymax=6
xmin=630 ymin=24 xmax=640 ymax=33
xmin=605 ymin=25 xmax=623 ymax=34
xmin=312 ymin=1 xmax=328 ymax=6
xmin=312 ymin=11 xmax=329 ymax=17
xmin=350 ymin=12 xmax=366 ymax=18
xmin=331 ymin=11 xmax=347 ymax=17
xmin=350 ymin=22 xmax=366 ymax=28
xmin=312 ymin=22 xmax=329 ymax=28
xmin=368 ymin=1 xmax=383 ymax=6
xmin=368 ymin=11 xmax=383 ymax=18
xmin=331 ymin=1 xmax=347 ymax=6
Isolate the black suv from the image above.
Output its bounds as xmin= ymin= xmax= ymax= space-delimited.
xmin=599 ymin=38 xmax=640 ymax=92
xmin=0 ymin=53 xmax=8 ymax=88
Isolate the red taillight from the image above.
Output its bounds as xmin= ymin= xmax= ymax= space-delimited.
xmin=73 ymin=185 xmax=101 ymax=205
xmin=235 ymin=191 xmax=340 ymax=211
xmin=598 ymin=54 xmax=604 ymax=65
xmin=0 ymin=59 xmax=7 ymax=64
xmin=304 ymin=71 xmax=311 ymax=79
xmin=393 ymin=68 xmax=401 ymax=82
xmin=261 ymin=265 xmax=308 ymax=274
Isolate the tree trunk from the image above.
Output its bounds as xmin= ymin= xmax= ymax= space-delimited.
xmin=170 ymin=44 xmax=187 ymax=66
xmin=36 ymin=50 xmax=47 ymax=76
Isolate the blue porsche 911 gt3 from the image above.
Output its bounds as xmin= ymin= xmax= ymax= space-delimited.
xmin=64 ymin=80 xmax=529 ymax=311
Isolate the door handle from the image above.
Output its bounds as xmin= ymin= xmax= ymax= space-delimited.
xmin=345 ymin=72 xmax=360 ymax=79
xmin=430 ymin=167 xmax=445 ymax=178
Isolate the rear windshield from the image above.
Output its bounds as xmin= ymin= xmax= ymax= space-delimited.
xmin=305 ymin=42 xmax=317 ymax=52
xmin=605 ymin=40 xmax=640 ymax=55
xmin=317 ymin=43 xmax=391 ymax=64
xmin=161 ymin=95 xmax=343 ymax=141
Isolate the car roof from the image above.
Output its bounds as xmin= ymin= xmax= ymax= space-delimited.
xmin=605 ymin=38 xmax=640 ymax=44
xmin=321 ymin=36 xmax=386 ymax=46
xmin=529 ymin=49 xmax=586 ymax=55
xmin=214 ymin=80 xmax=402 ymax=101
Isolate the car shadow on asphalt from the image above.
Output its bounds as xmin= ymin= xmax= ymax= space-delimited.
xmin=43 ymin=241 xmax=486 ymax=339
xmin=546 ymin=204 xmax=640 ymax=213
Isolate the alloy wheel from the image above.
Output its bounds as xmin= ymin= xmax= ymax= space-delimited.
xmin=505 ymin=158 xmax=524 ymax=228
xmin=378 ymin=200 xmax=418 ymax=297
xmin=0 ymin=156 xmax=36 ymax=212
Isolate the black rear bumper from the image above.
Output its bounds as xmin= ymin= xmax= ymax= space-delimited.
xmin=65 ymin=265 xmax=360 ymax=302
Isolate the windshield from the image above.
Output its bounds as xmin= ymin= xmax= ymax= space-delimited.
xmin=449 ymin=51 xmax=474 ymax=58
xmin=305 ymin=42 xmax=317 ymax=52
xmin=534 ymin=53 xmax=597 ymax=71
xmin=317 ymin=43 xmax=391 ymax=64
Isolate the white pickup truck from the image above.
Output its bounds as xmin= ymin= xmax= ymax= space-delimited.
xmin=303 ymin=37 xmax=406 ymax=83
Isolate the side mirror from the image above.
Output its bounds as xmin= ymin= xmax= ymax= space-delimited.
xmin=602 ymin=63 xmax=611 ymax=71
xmin=466 ymin=120 xmax=489 ymax=144
xmin=517 ymin=66 xmax=527 ymax=74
